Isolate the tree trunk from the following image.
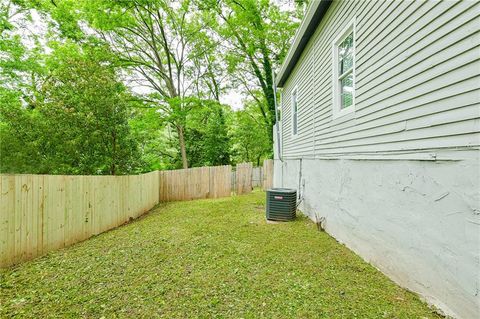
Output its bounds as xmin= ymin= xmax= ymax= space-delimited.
xmin=177 ymin=125 xmax=188 ymax=169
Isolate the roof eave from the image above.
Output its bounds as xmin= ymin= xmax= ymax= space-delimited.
xmin=276 ymin=0 xmax=332 ymax=88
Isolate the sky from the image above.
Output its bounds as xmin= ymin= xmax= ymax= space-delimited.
xmin=220 ymin=89 xmax=244 ymax=110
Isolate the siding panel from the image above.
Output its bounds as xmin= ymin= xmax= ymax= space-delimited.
xmin=280 ymin=0 xmax=480 ymax=159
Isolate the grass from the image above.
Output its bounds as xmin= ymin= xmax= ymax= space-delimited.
xmin=0 ymin=191 xmax=441 ymax=318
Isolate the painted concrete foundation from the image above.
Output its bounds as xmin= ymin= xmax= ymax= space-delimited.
xmin=273 ymin=151 xmax=480 ymax=319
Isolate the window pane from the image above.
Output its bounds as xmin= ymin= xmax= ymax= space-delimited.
xmin=340 ymin=72 xmax=353 ymax=109
xmin=339 ymin=32 xmax=353 ymax=75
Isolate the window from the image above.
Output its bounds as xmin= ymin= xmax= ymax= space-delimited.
xmin=291 ymin=87 xmax=298 ymax=136
xmin=333 ymin=20 xmax=355 ymax=118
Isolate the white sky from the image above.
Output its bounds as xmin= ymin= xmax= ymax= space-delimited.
xmin=220 ymin=89 xmax=245 ymax=110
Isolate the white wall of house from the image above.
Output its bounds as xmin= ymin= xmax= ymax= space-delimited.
xmin=273 ymin=153 xmax=479 ymax=319
xmin=274 ymin=0 xmax=480 ymax=318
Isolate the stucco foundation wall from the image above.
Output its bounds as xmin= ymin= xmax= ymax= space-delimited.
xmin=273 ymin=153 xmax=480 ymax=319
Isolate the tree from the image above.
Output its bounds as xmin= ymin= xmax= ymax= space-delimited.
xmin=0 ymin=0 xmax=47 ymax=173
xmin=2 ymin=0 xmax=306 ymax=174
xmin=183 ymin=99 xmax=231 ymax=167
xmin=38 ymin=0 xmax=229 ymax=169
xmin=200 ymin=0 xmax=300 ymax=142
xmin=0 ymin=0 xmax=45 ymax=109
xmin=229 ymin=94 xmax=272 ymax=165
xmin=0 ymin=42 xmax=140 ymax=175
xmin=129 ymin=105 xmax=178 ymax=172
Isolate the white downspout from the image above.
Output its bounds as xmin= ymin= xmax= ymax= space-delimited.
xmin=272 ymin=71 xmax=284 ymax=187
xmin=272 ymin=70 xmax=282 ymax=162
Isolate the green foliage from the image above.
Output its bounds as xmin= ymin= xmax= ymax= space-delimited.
xmin=0 ymin=192 xmax=442 ymax=318
xmin=184 ymin=100 xmax=231 ymax=167
xmin=67 ymin=0 xmax=225 ymax=168
xmin=0 ymin=42 xmax=140 ymax=174
xmin=229 ymin=95 xmax=272 ymax=165
xmin=0 ymin=90 xmax=43 ymax=173
xmin=129 ymin=106 xmax=177 ymax=172
xmin=0 ymin=1 xmax=45 ymax=104
xmin=200 ymin=0 xmax=300 ymax=134
xmin=0 ymin=0 xmax=303 ymax=174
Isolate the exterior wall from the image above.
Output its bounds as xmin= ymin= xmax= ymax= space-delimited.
xmin=275 ymin=0 xmax=480 ymax=318
xmin=281 ymin=0 xmax=480 ymax=158
xmin=273 ymin=153 xmax=480 ymax=319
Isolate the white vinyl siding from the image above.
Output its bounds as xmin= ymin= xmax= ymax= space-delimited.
xmin=291 ymin=87 xmax=299 ymax=136
xmin=281 ymin=0 xmax=480 ymax=159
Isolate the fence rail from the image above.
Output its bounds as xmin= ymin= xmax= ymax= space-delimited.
xmin=0 ymin=161 xmax=274 ymax=268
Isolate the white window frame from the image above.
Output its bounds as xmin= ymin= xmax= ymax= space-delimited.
xmin=332 ymin=18 xmax=356 ymax=119
xmin=291 ymin=86 xmax=299 ymax=137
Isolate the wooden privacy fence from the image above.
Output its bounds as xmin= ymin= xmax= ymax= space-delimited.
xmin=263 ymin=159 xmax=274 ymax=190
xmin=252 ymin=167 xmax=263 ymax=188
xmin=0 ymin=162 xmax=274 ymax=267
xmin=243 ymin=160 xmax=274 ymax=190
xmin=235 ymin=160 xmax=273 ymax=193
xmin=158 ymin=165 xmax=231 ymax=202
xmin=236 ymin=163 xmax=253 ymax=195
xmin=0 ymin=172 xmax=159 ymax=268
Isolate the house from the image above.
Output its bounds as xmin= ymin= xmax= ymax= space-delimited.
xmin=273 ymin=0 xmax=479 ymax=318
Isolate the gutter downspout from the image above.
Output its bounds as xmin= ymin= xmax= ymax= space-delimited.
xmin=272 ymin=70 xmax=282 ymax=162
xmin=272 ymin=70 xmax=284 ymax=187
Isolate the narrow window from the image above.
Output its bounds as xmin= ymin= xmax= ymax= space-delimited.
xmin=333 ymin=20 xmax=355 ymax=118
xmin=292 ymin=87 xmax=298 ymax=136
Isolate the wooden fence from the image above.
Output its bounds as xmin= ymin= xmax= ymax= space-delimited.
xmin=236 ymin=163 xmax=253 ymax=195
xmin=0 ymin=172 xmax=159 ymax=268
xmin=252 ymin=167 xmax=263 ymax=188
xmin=0 ymin=162 xmax=274 ymax=268
xmin=158 ymin=165 xmax=231 ymax=202
xmin=244 ymin=160 xmax=274 ymax=190
xmin=263 ymin=159 xmax=274 ymax=190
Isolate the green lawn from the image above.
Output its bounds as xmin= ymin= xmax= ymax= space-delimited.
xmin=0 ymin=191 xmax=441 ymax=318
